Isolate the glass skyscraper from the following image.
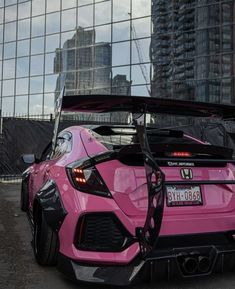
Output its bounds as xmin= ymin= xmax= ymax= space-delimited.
xmin=0 ymin=0 xmax=234 ymax=117
xmin=0 ymin=0 xmax=151 ymax=117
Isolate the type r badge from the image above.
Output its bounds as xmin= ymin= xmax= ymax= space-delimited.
xmin=180 ymin=168 xmax=193 ymax=179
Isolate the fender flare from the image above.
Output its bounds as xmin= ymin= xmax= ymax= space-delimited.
xmin=34 ymin=179 xmax=67 ymax=232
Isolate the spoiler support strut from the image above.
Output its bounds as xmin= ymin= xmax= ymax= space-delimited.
xmin=134 ymin=107 xmax=166 ymax=258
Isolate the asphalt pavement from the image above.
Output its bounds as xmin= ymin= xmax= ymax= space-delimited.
xmin=1 ymin=182 xmax=235 ymax=289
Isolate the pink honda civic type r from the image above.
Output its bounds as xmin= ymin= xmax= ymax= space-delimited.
xmin=21 ymin=93 xmax=235 ymax=285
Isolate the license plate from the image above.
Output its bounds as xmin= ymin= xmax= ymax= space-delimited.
xmin=166 ymin=185 xmax=202 ymax=207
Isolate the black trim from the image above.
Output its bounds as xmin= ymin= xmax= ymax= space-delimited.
xmin=166 ymin=180 xmax=235 ymax=185
xmin=119 ymin=144 xmax=234 ymax=160
xmin=34 ymin=180 xmax=67 ymax=232
xmin=57 ymin=233 xmax=235 ymax=285
xmin=22 ymin=168 xmax=30 ymax=179
xmin=74 ymin=212 xmax=135 ymax=252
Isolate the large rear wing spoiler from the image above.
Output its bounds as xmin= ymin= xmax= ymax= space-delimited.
xmin=54 ymin=89 xmax=235 ymax=257
xmin=60 ymin=93 xmax=235 ymax=118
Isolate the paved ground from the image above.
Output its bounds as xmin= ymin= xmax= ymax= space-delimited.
xmin=1 ymin=183 xmax=235 ymax=289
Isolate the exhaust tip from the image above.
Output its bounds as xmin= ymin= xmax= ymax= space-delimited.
xmin=198 ymin=256 xmax=211 ymax=273
xmin=182 ymin=257 xmax=198 ymax=274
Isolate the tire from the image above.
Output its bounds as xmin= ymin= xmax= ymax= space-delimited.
xmin=33 ymin=209 xmax=59 ymax=266
xmin=20 ymin=180 xmax=28 ymax=212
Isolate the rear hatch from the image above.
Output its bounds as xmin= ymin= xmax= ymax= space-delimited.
xmin=81 ymin=127 xmax=235 ymax=217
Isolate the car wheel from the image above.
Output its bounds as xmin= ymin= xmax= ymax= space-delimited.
xmin=33 ymin=209 xmax=59 ymax=266
xmin=20 ymin=180 xmax=28 ymax=212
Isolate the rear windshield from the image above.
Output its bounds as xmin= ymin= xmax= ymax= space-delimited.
xmin=91 ymin=129 xmax=199 ymax=150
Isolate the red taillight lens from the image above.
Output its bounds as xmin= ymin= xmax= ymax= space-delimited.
xmin=67 ymin=161 xmax=112 ymax=198
xmin=170 ymin=152 xmax=192 ymax=157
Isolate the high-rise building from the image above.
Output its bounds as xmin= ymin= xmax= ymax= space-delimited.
xmin=151 ymin=0 xmax=235 ymax=104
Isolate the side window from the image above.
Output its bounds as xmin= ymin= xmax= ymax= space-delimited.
xmin=51 ymin=131 xmax=72 ymax=159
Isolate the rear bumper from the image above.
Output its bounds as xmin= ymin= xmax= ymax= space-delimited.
xmin=57 ymin=232 xmax=235 ymax=286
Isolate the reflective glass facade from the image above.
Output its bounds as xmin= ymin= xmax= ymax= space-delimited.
xmin=0 ymin=0 xmax=151 ymax=117
xmin=0 ymin=0 xmax=234 ymax=117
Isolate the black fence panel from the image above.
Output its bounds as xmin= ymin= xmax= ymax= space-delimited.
xmin=0 ymin=117 xmax=235 ymax=178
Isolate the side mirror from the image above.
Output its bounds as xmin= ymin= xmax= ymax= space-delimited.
xmin=22 ymin=154 xmax=36 ymax=164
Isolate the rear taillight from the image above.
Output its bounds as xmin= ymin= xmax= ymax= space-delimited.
xmin=67 ymin=159 xmax=112 ymax=198
xmin=170 ymin=152 xmax=192 ymax=157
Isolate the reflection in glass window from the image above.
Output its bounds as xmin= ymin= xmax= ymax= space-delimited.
xmin=0 ymin=44 xmax=2 ymax=60
xmin=77 ymin=5 xmax=93 ymax=27
xmin=112 ymin=41 xmax=130 ymax=66
xmin=0 ymin=25 xmax=3 ymax=43
xmin=131 ymin=85 xmax=150 ymax=97
xmin=30 ymin=55 xmax=44 ymax=76
xmin=93 ymin=68 xmax=111 ymax=89
xmin=17 ymin=57 xmax=29 ymax=77
xmin=3 ymin=59 xmax=15 ymax=79
xmin=113 ymin=0 xmax=130 ymax=22
xmin=0 ymin=8 xmax=3 ymax=24
xmin=31 ymin=37 xmax=45 ymax=55
xmin=17 ymin=39 xmax=30 ymax=57
xmin=5 ymin=5 xmax=17 ymax=22
xmin=79 ymin=0 xmax=93 ymax=5
xmin=95 ymin=1 xmax=111 ymax=25
xmin=61 ymin=31 xmax=76 ymax=48
xmin=2 ymin=97 xmax=14 ymax=116
xmin=132 ymin=17 xmax=151 ymax=39
xmin=132 ymin=38 xmax=151 ymax=64
xmin=46 ymin=12 xmax=60 ymax=34
xmin=2 ymin=80 xmax=15 ymax=97
xmin=16 ymin=77 xmax=29 ymax=95
xmin=5 ymin=22 xmax=17 ymax=42
xmin=30 ymin=76 xmax=43 ymax=94
xmin=0 ymin=61 xmax=2 ymax=76
xmin=32 ymin=15 xmax=45 ymax=37
xmin=132 ymin=0 xmax=151 ymax=18
xmin=29 ymin=94 xmax=43 ymax=114
xmin=113 ymin=21 xmax=130 ymax=42
xmin=15 ymin=95 xmax=28 ymax=115
xmin=5 ymin=0 xmax=17 ymax=5
xmin=4 ymin=42 xmax=16 ymax=59
xmin=18 ymin=2 xmax=31 ymax=20
xmin=0 ymin=0 xmax=3 ymax=8
xmin=95 ymin=25 xmax=111 ymax=43
xmin=32 ymin=0 xmax=45 ymax=17
xmin=45 ymin=53 xmax=57 ymax=74
xmin=44 ymin=74 xmax=57 ymax=92
xmin=46 ymin=0 xmax=60 ymax=13
xmin=44 ymin=93 xmax=55 ymax=114
xmin=62 ymin=0 xmax=76 ymax=10
xmin=46 ymin=34 xmax=60 ymax=53
xmin=131 ymin=64 xmax=150 ymax=86
xmin=112 ymin=67 xmax=131 ymax=95
xmin=61 ymin=8 xmax=76 ymax=32
xmin=18 ymin=19 xmax=30 ymax=40
xmin=64 ymin=72 xmax=75 ymax=90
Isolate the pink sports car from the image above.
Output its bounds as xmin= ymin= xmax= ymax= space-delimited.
xmin=21 ymin=93 xmax=235 ymax=285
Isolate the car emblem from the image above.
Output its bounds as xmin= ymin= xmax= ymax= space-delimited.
xmin=180 ymin=168 xmax=193 ymax=179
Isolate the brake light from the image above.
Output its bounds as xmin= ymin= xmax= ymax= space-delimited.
xmin=67 ymin=160 xmax=112 ymax=198
xmin=170 ymin=152 xmax=192 ymax=157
